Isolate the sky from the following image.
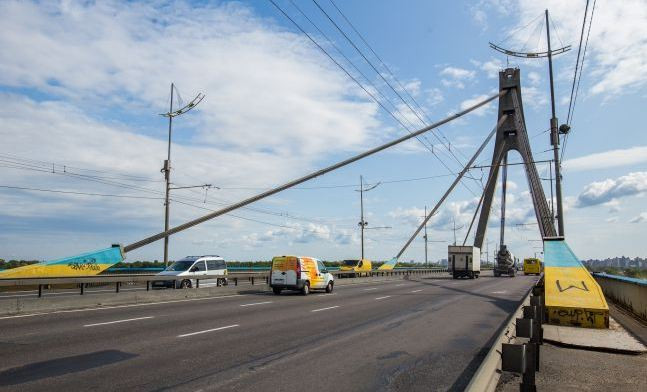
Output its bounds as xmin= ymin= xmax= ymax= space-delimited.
xmin=0 ymin=0 xmax=645 ymax=263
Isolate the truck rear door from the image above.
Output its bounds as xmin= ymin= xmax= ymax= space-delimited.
xmin=271 ymin=256 xmax=298 ymax=286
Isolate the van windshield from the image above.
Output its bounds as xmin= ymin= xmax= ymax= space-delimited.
xmin=343 ymin=260 xmax=359 ymax=267
xmin=166 ymin=260 xmax=194 ymax=272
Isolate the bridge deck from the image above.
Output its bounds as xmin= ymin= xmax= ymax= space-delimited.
xmin=543 ymin=239 xmax=609 ymax=328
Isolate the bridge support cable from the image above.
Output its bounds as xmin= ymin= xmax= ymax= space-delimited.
xmin=473 ymin=69 xmax=556 ymax=250
xmin=270 ymin=0 xmax=481 ymax=198
xmin=462 ymin=186 xmax=486 ymax=246
xmin=123 ymin=92 xmax=506 ymax=253
xmin=394 ymin=115 xmax=508 ymax=260
xmin=499 ymin=153 xmax=508 ymax=248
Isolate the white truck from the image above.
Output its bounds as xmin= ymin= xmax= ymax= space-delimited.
xmin=448 ymin=245 xmax=481 ymax=279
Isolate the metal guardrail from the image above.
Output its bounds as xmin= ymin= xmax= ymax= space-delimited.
xmin=0 ymin=268 xmax=448 ymax=297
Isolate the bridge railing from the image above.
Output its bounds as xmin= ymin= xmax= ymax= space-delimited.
xmin=592 ymin=272 xmax=647 ymax=321
xmin=0 ymin=268 xmax=448 ymax=297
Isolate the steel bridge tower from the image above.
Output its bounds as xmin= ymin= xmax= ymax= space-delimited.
xmin=473 ymin=68 xmax=556 ymax=249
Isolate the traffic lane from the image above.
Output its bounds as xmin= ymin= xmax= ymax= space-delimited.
xmin=0 ymin=278 xmax=424 ymax=354
xmin=0 ymin=279 xmax=425 ymax=370
xmin=0 ymin=276 xmax=414 ymax=335
xmin=0 ymin=279 xmax=444 ymax=390
xmin=0 ymin=276 xmax=533 ymax=391
xmin=163 ymin=275 xmax=537 ymax=391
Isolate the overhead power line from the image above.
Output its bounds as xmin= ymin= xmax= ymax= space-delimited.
xmin=271 ymin=0 xmax=482 ymax=197
xmin=562 ymin=0 xmax=597 ymax=161
xmin=0 ymin=185 xmax=164 ymax=200
xmin=312 ymin=0 xmax=471 ymax=172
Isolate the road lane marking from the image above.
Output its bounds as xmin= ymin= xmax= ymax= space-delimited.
xmin=84 ymin=316 xmax=154 ymax=327
xmin=395 ymin=284 xmax=406 ymax=287
xmin=410 ymin=289 xmax=423 ymax=293
xmin=0 ymin=294 xmax=247 ymax=321
xmin=363 ymin=287 xmax=378 ymax=291
xmin=240 ymin=301 xmax=272 ymax=307
xmin=375 ymin=296 xmax=392 ymax=300
xmin=178 ymin=324 xmax=239 ymax=338
xmin=311 ymin=306 xmax=340 ymax=312
xmin=491 ymin=291 xmax=507 ymax=294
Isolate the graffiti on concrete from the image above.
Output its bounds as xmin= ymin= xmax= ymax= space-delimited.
xmin=556 ymin=280 xmax=589 ymax=292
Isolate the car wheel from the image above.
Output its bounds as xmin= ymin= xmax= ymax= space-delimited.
xmin=272 ymin=287 xmax=282 ymax=295
xmin=180 ymin=280 xmax=192 ymax=289
xmin=325 ymin=282 xmax=333 ymax=293
xmin=301 ymin=282 xmax=310 ymax=296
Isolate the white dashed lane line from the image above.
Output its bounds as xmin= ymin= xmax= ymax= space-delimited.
xmin=84 ymin=316 xmax=154 ymax=327
xmin=375 ymin=296 xmax=391 ymax=300
xmin=311 ymin=306 xmax=340 ymax=312
xmin=177 ymin=324 xmax=240 ymax=338
xmin=240 ymin=301 xmax=273 ymax=307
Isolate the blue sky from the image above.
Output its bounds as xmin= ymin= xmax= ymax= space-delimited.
xmin=0 ymin=0 xmax=645 ymax=263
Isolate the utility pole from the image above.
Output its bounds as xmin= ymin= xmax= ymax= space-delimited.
xmin=160 ymin=84 xmax=205 ymax=266
xmin=423 ymin=206 xmax=428 ymax=266
xmin=546 ymin=9 xmax=565 ymax=237
xmin=163 ymin=83 xmax=174 ymax=268
xmin=356 ymin=176 xmax=380 ymax=260
xmin=452 ymin=217 xmax=464 ymax=246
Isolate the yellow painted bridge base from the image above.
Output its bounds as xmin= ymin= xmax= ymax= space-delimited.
xmin=543 ymin=238 xmax=609 ymax=329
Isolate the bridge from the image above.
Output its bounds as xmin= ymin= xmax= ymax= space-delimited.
xmin=1 ymin=65 xmax=644 ymax=391
xmin=1 ymin=6 xmax=646 ymax=391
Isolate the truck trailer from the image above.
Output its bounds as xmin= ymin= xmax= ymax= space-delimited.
xmin=448 ymin=245 xmax=481 ymax=279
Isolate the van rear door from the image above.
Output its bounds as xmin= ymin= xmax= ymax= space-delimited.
xmin=271 ymin=256 xmax=298 ymax=286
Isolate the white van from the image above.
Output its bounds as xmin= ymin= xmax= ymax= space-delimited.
xmin=269 ymin=255 xmax=334 ymax=295
xmin=153 ymin=255 xmax=227 ymax=289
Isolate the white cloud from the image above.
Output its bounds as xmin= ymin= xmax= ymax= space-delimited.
xmin=426 ymin=88 xmax=445 ymax=107
xmin=459 ymin=94 xmax=496 ymax=116
xmin=0 ymin=1 xmax=387 ymax=259
xmin=527 ymin=72 xmax=541 ymax=86
xmin=629 ymin=212 xmax=647 ymax=223
xmin=389 ymin=207 xmax=426 ymax=227
xmin=472 ymin=58 xmax=505 ymax=79
xmin=564 ymin=146 xmax=647 ymax=172
xmin=575 ymin=172 xmax=647 ymax=208
xmin=511 ymin=0 xmax=647 ymax=98
xmin=440 ymin=67 xmax=476 ymax=80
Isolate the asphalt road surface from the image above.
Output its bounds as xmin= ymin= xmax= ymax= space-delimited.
xmin=0 ymin=273 xmax=537 ymax=391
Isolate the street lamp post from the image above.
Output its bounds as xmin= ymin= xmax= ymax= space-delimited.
xmin=160 ymin=84 xmax=205 ymax=267
xmin=356 ymin=175 xmax=381 ymax=259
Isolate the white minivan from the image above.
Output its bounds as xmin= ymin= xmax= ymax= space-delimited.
xmin=153 ymin=255 xmax=227 ymax=289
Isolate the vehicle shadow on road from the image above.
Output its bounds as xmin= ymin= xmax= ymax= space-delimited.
xmin=0 ymin=350 xmax=137 ymax=386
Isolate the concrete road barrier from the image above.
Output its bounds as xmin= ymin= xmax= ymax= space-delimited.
xmin=593 ymin=273 xmax=647 ymax=322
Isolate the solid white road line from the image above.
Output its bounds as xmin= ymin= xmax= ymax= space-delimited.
xmin=410 ymin=289 xmax=423 ymax=293
xmin=363 ymin=287 xmax=378 ymax=291
xmin=240 ymin=301 xmax=272 ymax=307
xmin=311 ymin=306 xmax=340 ymax=312
xmin=84 ymin=316 xmax=154 ymax=327
xmin=178 ymin=324 xmax=239 ymax=338
xmin=375 ymin=296 xmax=392 ymax=300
